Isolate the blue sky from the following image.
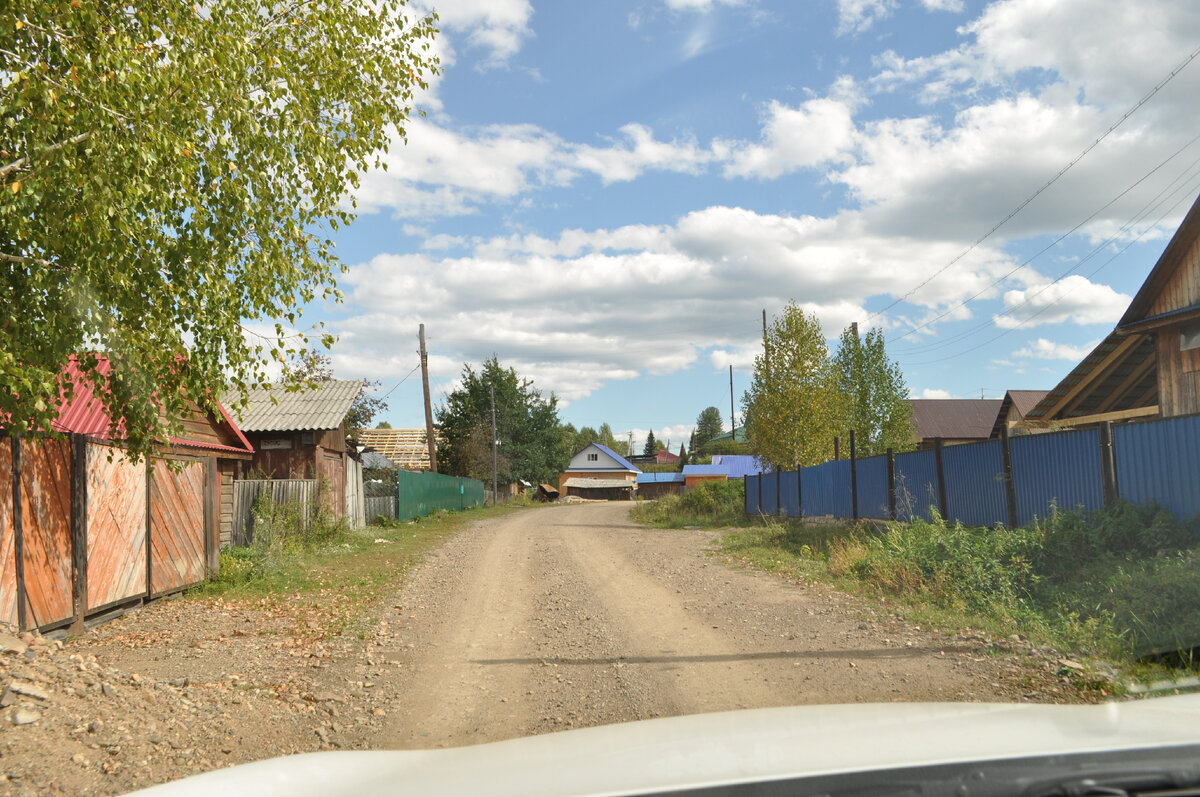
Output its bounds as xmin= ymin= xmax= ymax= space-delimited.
xmin=287 ymin=0 xmax=1200 ymax=451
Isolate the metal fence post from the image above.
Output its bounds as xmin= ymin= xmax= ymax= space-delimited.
xmin=1098 ymin=421 xmax=1119 ymax=506
xmin=775 ymin=467 xmax=782 ymax=517
xmin=1000 ymin=425 xmax=1019 ymax=529
xmin=886 ymin=448 xmax=896 ymax=521
xmin=795 ymin=463 xmax=802 ymax=519
xmin=849 ymin=430 xmax=858 ymax=521
xmin=934 ymin=437 xmax=948 ymax=520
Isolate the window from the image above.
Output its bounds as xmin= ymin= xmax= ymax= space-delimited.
xmin=1180 ymin=323 xmax=1200 ymax=351
xmin=587 ymin=453 xmax=598 ymax=461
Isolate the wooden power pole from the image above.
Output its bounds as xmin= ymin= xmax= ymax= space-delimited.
xmin=418 ymin=324 xmax=438 ymax=473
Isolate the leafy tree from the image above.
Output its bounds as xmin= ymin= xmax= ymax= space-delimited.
xmin=742 ymin=302 xmax=840 ymax=468
xmin=436 ymin=358 xmax=564 ymax=485
xmin=279 ymin=349 xmax=387 ymax=435
xmin=376 ymin=421 xmax=393 ymax=429
xmin=642 ymin=430 xmax=658 ymax=456
xmin=693 ymin=406 xmax=724 ymax=451
xmin=0 ymin=2 xmax=438 ymax=461
xmin=831 ymin=325 xmax=915 ymax=457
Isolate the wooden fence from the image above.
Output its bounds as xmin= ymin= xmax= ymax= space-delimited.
xmin=1 ymin=434 xmax=215 ymax=633
xmin=230 ymin=480 xmax=317 ymax=547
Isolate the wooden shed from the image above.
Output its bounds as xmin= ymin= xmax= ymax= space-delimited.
xmin=231 ymin=380 xmax=362 ymax=517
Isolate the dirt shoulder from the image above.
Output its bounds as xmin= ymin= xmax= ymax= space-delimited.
xmin=1 ymin=503 xmax=1088 ymax=795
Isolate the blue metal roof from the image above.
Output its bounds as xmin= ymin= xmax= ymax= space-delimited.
xmin=711 ymin=454 xmax=766 ymax=479
xmin=682 ymin=464 xmax=727 ymax=476
xmin=637 ymin=472 xmax=685 ymax=483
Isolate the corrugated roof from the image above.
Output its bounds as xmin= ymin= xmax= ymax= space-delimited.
xmin=357 ymin=428 xmax=434 ymax=471
xmin=710 ymin=454 xmax=766 ymax=479
xmin=906 ymin=399 xmax=1003 ymax=441
xmin=48 ymin=355 xmax=252 ymax=454
xmin=231 ymin=380 xmax=362 ymax=432
xmin=705 ymin=426 xmax=748 ymax=445
xmin=636 ymin=472 xmax=685 ymax=483
xmin=573 ymin=443 xmax=640 ymax=473
xmin=682 ymin=464 xmax=728 ymax=476
xmin=360 ymin=451 xmax=397 ymax=470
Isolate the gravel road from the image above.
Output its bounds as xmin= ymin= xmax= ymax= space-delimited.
xmin=1 ymin=502 xmax=1080 ymax=794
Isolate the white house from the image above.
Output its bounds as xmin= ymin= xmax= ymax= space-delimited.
xmin=558 ymin=443 xmax=641 ymax=500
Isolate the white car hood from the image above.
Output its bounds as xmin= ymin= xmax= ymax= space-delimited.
xmin=130 ymin=696 xmax=1200 ymax=797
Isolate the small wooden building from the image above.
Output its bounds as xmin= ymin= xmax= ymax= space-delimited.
xmin=559 ymin=443 xmax=640 ymax=500
xmin=907 ymin=399 xmax=1003 ymax=449
xmin=231 ymin=380 xmax=362 ymax=516
xmin=682 ymin=464 xmax=728 ymax=488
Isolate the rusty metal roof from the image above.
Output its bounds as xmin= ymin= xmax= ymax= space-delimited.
xmin=357 ymin=428 xmax=435 ymax=471
xmin=907 ymin=399 xmax=1004 ymax=441
xmin=230 ymin=380 xmax=362 ymax=432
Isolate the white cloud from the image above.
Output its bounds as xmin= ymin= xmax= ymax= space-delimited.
xmin=710 ymin=348 xmax=757 ymax=370
xmin=718 ymin=94 xmax=860 ymax=179
xmin=993 ymin=275 xmax=1130 ymax=329
xmin=415 ymin=0 xmax=534 ymax=69
xmin=920 ymin=0 xmax=963 ymax=11
xmin=662 ymin=0 xmax=746 ymax=10
xmin=574 ymin=124 xmax=715 ymax=184
xmin=837 ymin=0 xmax=897 ymax=35
xmin=1012 ymin=338 xmax=1100 ymax=361
xmin=916 ymin=388 xmax=953 ymax=399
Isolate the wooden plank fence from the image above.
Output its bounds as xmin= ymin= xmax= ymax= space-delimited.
xmin=231 ymin=480 xmax=317 ymax=547
xmin=0 ymin=434 xmax=214 ymax=633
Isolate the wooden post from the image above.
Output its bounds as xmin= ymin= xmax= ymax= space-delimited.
xmin=204 ymin=459 xmax=218 ymax=574
xmin=796 ymin=464 xmax=803 ymax=519
xmin=1000 ymin=425 xmax=1019 ymax=529
xmin=419 ymin=324 xmax=438 ymax=473
xmin=70 ymin=435 xmax=88 ymax=634
xmin=1098 ymin=421 xmax=1119 ymax=506
xmin=886 ymin=448 xmax=896 ymax=521
xmin=775 ymin=467 xmax=782 ymax=517
xmin=849 ymin=430 xmax=858 ymax=521
xmin=934 ymin=437 xmax=949 ymax=520
xmin=12 ymin=436 xmax=26 ymax=632
xmin=145 ymin=460 xmax=153 ymax=598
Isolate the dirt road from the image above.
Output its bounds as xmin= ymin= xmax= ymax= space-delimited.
xmin=1 ymin=502 xmax=1078 ymax=794
xmin=363 ymin=502 xmax=1049 ymax=749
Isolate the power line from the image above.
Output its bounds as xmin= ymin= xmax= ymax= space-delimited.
xmin=868 ymin=42 xmax=1200 ymax=328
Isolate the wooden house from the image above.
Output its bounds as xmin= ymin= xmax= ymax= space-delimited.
xmin=559 ymin=443 xmax=640 ymax=500
xmin=989 ymin=390 xmax=1050 ymax=438
xmin=1021 ymin=192 xmax=1200 ymax=429
xmin=231 ymin=380 xmax=362 ymax=516
xmin=906 ymin=399 xmax=1003 ymax=449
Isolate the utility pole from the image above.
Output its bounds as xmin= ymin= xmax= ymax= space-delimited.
xmin=490 ymin=383 xmax=498 ymax=506
xmin=418 ymin=324 xmax=438 ymax=473
xmin=729 ymin=364 xmax=736 ymax=436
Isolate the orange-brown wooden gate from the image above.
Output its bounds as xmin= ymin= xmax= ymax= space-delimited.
xmin=0 ymin=435 xmax=213 ymax=632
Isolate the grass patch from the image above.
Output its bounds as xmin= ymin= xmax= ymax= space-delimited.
xmin=632 ymin=480 xmax=755 ymax=528
xmin=706 ymin=502 xmax=1200 ymax=673
xmin=189 ymin=498 xmax=525 ymax=638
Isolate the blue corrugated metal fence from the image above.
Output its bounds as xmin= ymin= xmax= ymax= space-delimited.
xmin=743 ymin=411 xmax=1200 ymax=526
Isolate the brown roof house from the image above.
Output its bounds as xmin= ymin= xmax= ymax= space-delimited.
xmin=906 ymin=398 xmax=1003 ymax=449
xmin=989 ymin=390 xmax=1051 ymax=438
xmin=232 ymin=380 xmax=362 ymax=518
xmin=1021 ymin=192 xmax=1200 ymax=429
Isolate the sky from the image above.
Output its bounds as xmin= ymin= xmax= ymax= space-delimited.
xmin=294 ymin=0 xmax=1200 ymax=452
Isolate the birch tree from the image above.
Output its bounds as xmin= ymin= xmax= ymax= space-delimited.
xmin=1 ymin=2 xmax=438 ymax=460
xmin=831 ymin=325 xmax=915 ymax=457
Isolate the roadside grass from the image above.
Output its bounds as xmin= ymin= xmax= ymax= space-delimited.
xmin=189 ymin=499 xmax=529 ymax=638
xmin=644 ymin=496 xmax=1200 ymax=680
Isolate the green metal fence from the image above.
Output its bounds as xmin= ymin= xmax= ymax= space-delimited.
xmin=396 ymin=470 xmax=485 ymax=520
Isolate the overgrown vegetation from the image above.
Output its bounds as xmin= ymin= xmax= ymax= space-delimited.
xmin=693 ymin=500 xmax=1200 ymax=669
xmin=632 ymin=481 xmax=751 ymax=528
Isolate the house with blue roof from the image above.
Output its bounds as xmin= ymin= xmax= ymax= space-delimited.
xmin=559 ymin=443 xmax=642 ymax=500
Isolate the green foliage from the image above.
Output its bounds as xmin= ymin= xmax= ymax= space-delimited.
xmin=1 ymin=1 xmax=438 ymax=462
xmin=643 ymin=430 xmax=658 ymax=456
xmin=633 ymin=480 xmax=748 ymax=528
xmin=693 ymin=406 xmax=724 ymax=451
xmin=436 ymin=357 xmax=565 ymax=485
xmin=831 ymin=325 xmax=915 ymax=457
xmin=743 ymin=303 xmax=839 ymax=468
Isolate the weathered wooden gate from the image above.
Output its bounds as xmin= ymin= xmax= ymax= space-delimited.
xmin=0 ymin=435 xmax=213 ymax=632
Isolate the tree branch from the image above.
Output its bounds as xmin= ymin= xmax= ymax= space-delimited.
xmin=0 ymin=132 xmax=92 ymax=182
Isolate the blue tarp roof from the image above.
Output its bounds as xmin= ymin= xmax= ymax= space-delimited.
xmin=637 ymin=472 xmax=685 ymax=483
xmin=711 ymin=454 xmax=765 ymax=479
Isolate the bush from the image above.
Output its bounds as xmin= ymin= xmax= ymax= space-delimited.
xmin=633 ymin=480 xmax=748 ymax=528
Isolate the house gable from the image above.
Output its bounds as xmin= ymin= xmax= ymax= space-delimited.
xmin=1118 ymin=192 xmax=1200 ymax=329
xmin=567 ymin=443 xmax=638 ymax=473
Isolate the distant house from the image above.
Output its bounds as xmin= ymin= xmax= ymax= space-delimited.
xmin=1021 ymin=192 xmax=1200 ymax=430
xmin=702 ymin=427 xmax=748 ymax=447
xmin=231 ymin=379 xmax=362 ymax=516
xmin=710 ymin=454 xmax=765 ymax=480
xmin=682 ymin=464 xmax=728 ymax=488
xmin=356 ymin=427 xmax=435 ymax=471
xmin=907 ymin=399 xmax=1003 ymax=449
xmin=989 ymin=390 xmax=1050 ymax=438
xmin=560 ymin=443 xmax=641 ymax=500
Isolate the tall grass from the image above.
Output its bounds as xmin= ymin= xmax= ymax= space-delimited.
xmin=718 ymin=502 xmax=1200 ymax=664
xmin=632 ymin=480 xmax=751 ymax=528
